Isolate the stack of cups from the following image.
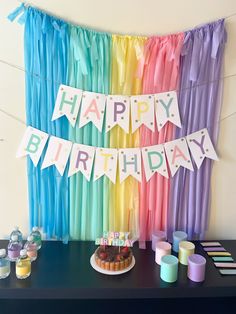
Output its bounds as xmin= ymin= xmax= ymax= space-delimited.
xmin=155 ymin=241 xmax=171 ymax=265
xmin=152 ymin=231 xmax=166 ymax=251
xmin=160 ymin=255 xmax=179 ymax=283
xmin=178 ymin=241 xmax=195 ymax=265
xmin=188 ymin=254 xmax=206 ymax=282
xmin=172 ymin=231 xmax=187 ymax=252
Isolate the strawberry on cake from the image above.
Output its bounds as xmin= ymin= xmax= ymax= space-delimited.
xmin=94 ymin=245 xmax=133 ymax=271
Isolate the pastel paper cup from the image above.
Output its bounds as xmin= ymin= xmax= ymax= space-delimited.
xmin=160 ymin=255 xmax=179 ymax=283
xmin=172 ymin=231 xmax=187 ymax=252
xmin=152 ymin=231 xmax=166 ymax=251
xmin=155 ymin=241 xmax=171 ymax=265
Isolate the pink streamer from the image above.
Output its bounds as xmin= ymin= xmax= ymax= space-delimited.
xmin=138 ymin=33 xmax=184 ymax=248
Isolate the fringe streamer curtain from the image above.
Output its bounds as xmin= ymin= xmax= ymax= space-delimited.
xmin=68 ymin=26 xmax=111 ymax=240
xmin=167 ymin=20 xmax=226 ymax=240
xmin=109 ymin=35 xmax=146 ymax=240
xmin=24 ymin=7 xmax=69 ymax=242
xmin=138 ymin=33 xmax=184 ymax=248
xmin=9 ymin=4 xmax=226 ymax=244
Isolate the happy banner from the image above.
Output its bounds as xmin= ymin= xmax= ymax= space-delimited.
xmin=52 ymin=84 xmax=182 ymax=132
xmin=17 ymin=126 xmax=218 ymax=183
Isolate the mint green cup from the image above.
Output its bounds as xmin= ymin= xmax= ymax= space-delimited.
xmin=160 ymin=255 xmax=178 ymax=283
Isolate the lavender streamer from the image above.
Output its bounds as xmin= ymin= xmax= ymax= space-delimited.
xmin=168 ymin=19 xmax=227 ymax=240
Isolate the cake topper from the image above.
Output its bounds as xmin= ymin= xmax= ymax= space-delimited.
xmin=95 ymin=231 xmax=134 ymax=247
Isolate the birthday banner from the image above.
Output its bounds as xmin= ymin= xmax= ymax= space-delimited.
xmin=16 ymin=126 xmax=218 ymax=182
xmin=51 ymin=84 xmax=182 ymax=132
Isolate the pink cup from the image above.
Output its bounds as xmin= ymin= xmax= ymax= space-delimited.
xmin=155 ymin=241 xmax=172 ymax=265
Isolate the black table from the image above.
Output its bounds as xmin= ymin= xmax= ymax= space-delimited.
xmin=1 ymin=240 xmax=236 ymax=314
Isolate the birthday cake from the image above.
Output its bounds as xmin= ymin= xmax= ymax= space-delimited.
xmin=94 ymin=245 xmax=133 ymax=271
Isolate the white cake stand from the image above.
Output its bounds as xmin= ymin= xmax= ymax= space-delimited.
xmin=90 ymin=254 xmax=135 ymax=275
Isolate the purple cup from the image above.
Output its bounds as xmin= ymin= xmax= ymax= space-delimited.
xmin=188 ymin=254 xmax=206 ymax=282
xmin=152 ymin=231 xmax=166 ymax=251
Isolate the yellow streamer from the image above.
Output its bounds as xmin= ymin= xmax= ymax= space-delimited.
xmin=109 ymin=35 xmax=147 ymax=239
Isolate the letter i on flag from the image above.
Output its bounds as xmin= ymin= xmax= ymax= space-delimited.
xmin=41 ymin=136 xmax=72 ymax=175
xmin=51 ymin=84 xmax=83 ymax=127
xmin=16 ymin=126 xmax=49 ymax=166
xmin=186 ymin=128 xmax=218 ymax=168
xmin=164 ymin=137 xmax=193 ymax=177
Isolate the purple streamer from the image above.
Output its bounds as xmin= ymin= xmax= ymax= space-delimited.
xmin=168 ymin=19 xmax=227 ymax=240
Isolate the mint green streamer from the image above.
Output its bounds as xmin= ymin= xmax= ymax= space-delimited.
xmin=68 ymin=26 xmax=111 ymax=240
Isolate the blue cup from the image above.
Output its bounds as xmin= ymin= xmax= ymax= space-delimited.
xmin=172 ymin=231 xmax=187 ymax=252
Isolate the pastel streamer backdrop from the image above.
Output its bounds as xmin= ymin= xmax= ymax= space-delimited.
xmin=9 ymin=4 xmax=226 ymax=245
xmin=168 ymin=20 xmax=226 ymax=241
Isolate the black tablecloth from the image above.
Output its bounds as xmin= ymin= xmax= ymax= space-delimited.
xmin=1 ymin=240 xmax=236 ymax=313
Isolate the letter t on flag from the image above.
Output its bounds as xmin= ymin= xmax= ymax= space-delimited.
xmin=16 ymin=126 xmax=49 ymax=166
xmin=93 ymin=148 xmax=118 ymax=183
xmin=51 ymin=84 xmax=83 ymax=127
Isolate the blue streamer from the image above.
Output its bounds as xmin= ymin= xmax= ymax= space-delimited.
xmin=23 ymin=7 xmax=69 ymax=241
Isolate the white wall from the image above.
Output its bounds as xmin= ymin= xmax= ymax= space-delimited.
xmin=0 ymin=0 xmax=236 ymax=239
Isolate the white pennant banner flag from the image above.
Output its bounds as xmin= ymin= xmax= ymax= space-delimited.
xmin=16 ymin=126 xmax=49 ymax=166
xmin=79 ymin=91 xmax=106 ymax=132
xmin=41 ymin=136 xmax=72 ymax=175
xmin=93 ymin=148 xmax=118 ymax=183
xmin=119 ymin=148 xmax=142 ymax=182
xmin=186 ymin=128 xmax=218 ymax=169
xmin=164 ymin=137 xmax=193 ymax=177
xmin=16 ymin=126 xmax=219 ymax=181
xmin=51 ymin=84 xmax=83 ymax=127
xmin=130 ymin=94 xmax=155 ymax=133
xmin=155 ymin=91 xmax=181 ymax=131
xmin=106 ymin=95 xmax=130 ymax=133
xmin=68 ymin=143 xmax=95 ymax=180
xmin=141 ymin=144 xmax=169 ymax=181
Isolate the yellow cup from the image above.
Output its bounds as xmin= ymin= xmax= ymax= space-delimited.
xmin=178 ymin=241 xmax=195 ymax=265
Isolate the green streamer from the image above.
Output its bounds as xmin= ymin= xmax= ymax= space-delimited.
xmin=68 ymin=26 xmax=111 ymax=240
